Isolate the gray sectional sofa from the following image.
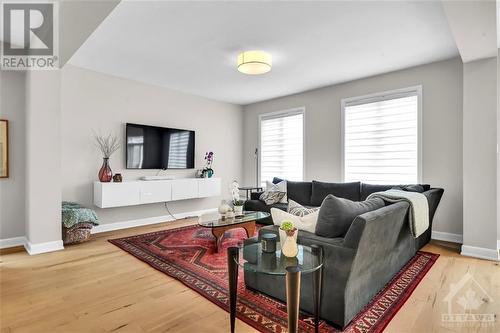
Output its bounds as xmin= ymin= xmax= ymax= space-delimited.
xmin=243 ymin=178 xmax=444 ymax=328
xmin=244 ymin=177 xmax=444 ymax=249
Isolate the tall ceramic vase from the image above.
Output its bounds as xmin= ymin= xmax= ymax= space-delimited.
xmin=279 ymin=228 xmax=298 ymax=257
xmin=98 ymin=157 xmax=113 ymax=182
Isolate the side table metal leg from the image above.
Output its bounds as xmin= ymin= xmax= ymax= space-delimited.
xmin=311 ymin=245 xmax=323 ymax=333
xmin=227 ymin=247 xmax=239 ymax=333
xmin=286 ymin=266 xmax=301 ymax=333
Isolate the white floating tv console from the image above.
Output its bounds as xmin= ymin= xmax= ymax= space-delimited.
xmin=93 ymin=178 xmax=221 ymax=208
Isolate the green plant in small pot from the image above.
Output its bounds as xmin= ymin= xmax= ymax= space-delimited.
xmin=233 ymin=199 xmax=244 ymax=217
xmin=279 ymin=220 xmax=298 ymax=257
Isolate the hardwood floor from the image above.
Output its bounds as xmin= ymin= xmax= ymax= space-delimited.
xmin=1 ymin=219 xmax=499 ymax=333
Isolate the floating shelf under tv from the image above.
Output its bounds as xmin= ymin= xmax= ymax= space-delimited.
xmin=93 ymin=178 xmax=221 ymax=208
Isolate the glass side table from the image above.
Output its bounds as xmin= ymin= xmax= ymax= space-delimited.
xmin=227 ymin=241 xmax=323 ymax=333
xmin=238 ymin=186 xmax=264 ymax=200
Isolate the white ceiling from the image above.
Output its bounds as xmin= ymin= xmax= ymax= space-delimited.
xmin=69 ymin=1 xmax=459 ymax=105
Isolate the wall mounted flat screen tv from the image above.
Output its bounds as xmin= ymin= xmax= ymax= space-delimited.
xmin=126 ymin=123 xmax=195 ymax=169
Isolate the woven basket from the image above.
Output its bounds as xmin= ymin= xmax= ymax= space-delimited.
xmin=62 ymin=222 xmax=94 ymax=245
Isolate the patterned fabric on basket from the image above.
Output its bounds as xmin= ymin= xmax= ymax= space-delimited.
xmin=63 ymin=222 xmax=93 ymax=244
xmin=287 ymin=199 xmax=320 ymax=217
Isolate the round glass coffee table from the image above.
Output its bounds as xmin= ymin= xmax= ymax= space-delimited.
xmin=227 ymin=240 xmax=324 ymax=333
xmin=198 ymin=211 xmax=270 ymax=253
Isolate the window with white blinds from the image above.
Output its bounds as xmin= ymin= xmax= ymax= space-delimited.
xmin=342 ymin=87 xmax=421 ymax=184
xmin=167 ymin=131 xmax=190 ymax=168
xmin=260 ymin=109 xmax=304 ymax=186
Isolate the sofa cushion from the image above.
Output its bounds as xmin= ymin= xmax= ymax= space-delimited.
xmin=287 ymin=199 xmax=320 ymax=217
xmin=311 ymin=181 xmax=360 ymax=206
xmin=250 ymin=191 xmax=264 ymax=200
xmin=273 ymin=177 xmax=313 ymax=205
xmin=400 ymin=184 xmax=426 ymax=193
xmin=259 ymin=191 xmax=286 ymax=205
xmin=315 ymin=194 xmax=385 ymax=238
xmin=244 ymin=200 xmax=287 ymax=214
xmin=271 ymin=208 xmax=318 ymax=233
xmin=259 ymin=180 xmax=287 ymax=204
xmin=360 ymin=183 xmax=431 ymax=200
xmin=263 ymin=180 xmax=288 ymax=203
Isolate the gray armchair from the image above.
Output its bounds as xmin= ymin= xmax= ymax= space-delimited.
xmin=244 ymin=201 xmax=415 ymax=328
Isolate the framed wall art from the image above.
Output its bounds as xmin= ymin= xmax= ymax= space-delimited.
xmin=0 ymin=119 xmax=8 ymax=178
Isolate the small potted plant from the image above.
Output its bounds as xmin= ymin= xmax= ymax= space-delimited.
xmin=279 ymin=220 xmax=298 ymax=257
xmin=231 ymin=181 xmax=244 ymax=216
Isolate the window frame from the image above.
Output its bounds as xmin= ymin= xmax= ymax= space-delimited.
xmin=258 ymin=107 xmax=306 ymax=186
xmin=340 ymin=86 xmax=423 ymax=184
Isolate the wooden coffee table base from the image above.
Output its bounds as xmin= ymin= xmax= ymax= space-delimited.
xmin=211 ymin=221 xmax=256 ymax=253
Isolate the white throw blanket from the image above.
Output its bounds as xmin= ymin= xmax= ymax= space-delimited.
xmin=367 ymin=189 xmax=429 ymax=238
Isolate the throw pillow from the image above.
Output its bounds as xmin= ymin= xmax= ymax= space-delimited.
xmin=271 ymin=208 xmax=318 ymax=234
xmin=315 ymin=194 xmax=385 ymax=238
xmin=259 ymin=191 xmax=286 ymax=205
xmin=259 ymin=180 xmax=287 ymax=204
xmin=287 ymin=199 xmax=319 ymax=217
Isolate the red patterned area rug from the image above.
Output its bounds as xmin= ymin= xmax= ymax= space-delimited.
xmin=109 ymin=225 xmax=438 ymax=333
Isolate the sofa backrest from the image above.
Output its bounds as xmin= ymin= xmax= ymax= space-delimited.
xmin=342 ymin=201 xmax=416 ymax=322
xmin=271 ymin=177 xmax=436 ymax=209
xmin=344 ymin=201 xmax=411 ymax=250
xmin=273 ymin=177 xmax=313 ymax=206
xmin=360 ymin=183 xmax=431 ymax=200
xmin=311 ymin=181 xmax=361 ymax=205
xmin=273 ymin=177 xmax=361 ymax=206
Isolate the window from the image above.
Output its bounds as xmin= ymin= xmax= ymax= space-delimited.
xmin=167 ymin=131 xmax=190 ymax=169
xmin=259 ymin=108 xmax=304 ymax=186
xmin=342 ymin=87 xmax=421 ymax=184
xmin=126 ymin=133 xmax=144 ymax=168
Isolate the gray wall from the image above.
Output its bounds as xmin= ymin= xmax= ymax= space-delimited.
xmin=243 ymin=58 xmax=463 ymax=236
xmin=60 ymin=65 xmax=243 ymax=225
xmin=498 ymin=50 xmax=500 ymax=243
xmin=0 ymin=70 xmax=26 ymax=239
xmin=25 ymin=70 xmax=62 ymax=245
xmin=463 ymin=57 xmax=498 ymax=250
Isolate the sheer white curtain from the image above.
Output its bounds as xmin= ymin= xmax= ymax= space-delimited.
xmin=343 ymin=88 xmax=421 ymax=184
xmin=260 ymin=109 xmax=304 ymax=186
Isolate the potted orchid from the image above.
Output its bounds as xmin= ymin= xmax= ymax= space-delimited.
xmin=203 ymin=151 xmax=214 ymax=178
xmin=279 ymin=220 xmax=298 ymax=257
xmin=231 ymin=181 xmax=244 ymax=216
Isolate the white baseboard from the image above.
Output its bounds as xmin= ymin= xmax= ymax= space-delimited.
xmin=24 ymin=240 xmax=64 ymax=255
xmin=461 ymin=245 xmax=500 ymax=262
xmin=0 ymin=236 xmax=27 ymax=249
xmin=431 ymin=231 xmax=463 ymax=244
xmin=92 ymin=208 xmax=218 ymax=234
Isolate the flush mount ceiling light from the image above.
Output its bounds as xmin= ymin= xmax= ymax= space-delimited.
xmin=237 ymin=50 xmax=272 ymax=75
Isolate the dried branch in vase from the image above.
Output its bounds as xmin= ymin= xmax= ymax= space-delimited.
xmin=94 ymin=132 xmax=120 ymax=158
